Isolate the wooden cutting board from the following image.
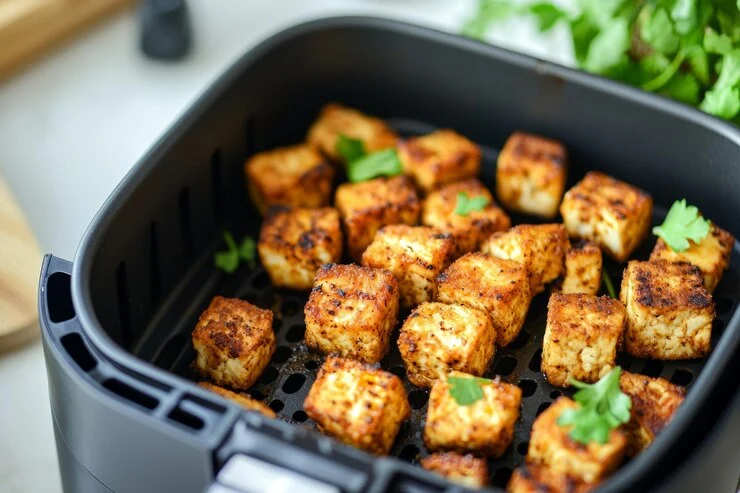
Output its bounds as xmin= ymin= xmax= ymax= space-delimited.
xmin=0 ymin=173 xmax=42 ymax=353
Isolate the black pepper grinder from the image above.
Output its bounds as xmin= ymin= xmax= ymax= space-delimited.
xmin=139 ymin=0 xmax=192 ymax=60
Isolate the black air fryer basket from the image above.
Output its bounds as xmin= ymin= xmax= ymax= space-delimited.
xmin=38 ymin=17 xmax=740 ymax=493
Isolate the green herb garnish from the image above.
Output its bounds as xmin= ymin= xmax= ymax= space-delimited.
xmin=557 ymin=367 xmax=632 ymax=445
xmin=652 ymin=199 xmax=711 ymax=252
xmin=214 ymin=231 xmax=256 ymax=273
xmin=602 ymin=270 xmax=617 ymax=299
xmin=346 ymin=149 xmax=403 ymax=183
xmin=336 ymin=134 xmax=366 ymax=163
xmin=448 ymin=375 xmax=492 ymax=406
xmin=454 ymin=192 xmax=490 ymax=216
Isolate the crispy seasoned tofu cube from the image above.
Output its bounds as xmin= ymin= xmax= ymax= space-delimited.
xmin=553 ymin=240 xmax=603 ymax=295
xmin=245 ymin=144 xmax=334 ymax=215
xmin=424 ymin=372 xmax=522 ymax=457
xmin=398 ymin=129 xmax=481 ymax=193
xmin=306 ymin=103 xmax=398 ymax=162
xmin=620 ymin=261 xmax=714 ymax=360
xmin=303 ymin=356 xmax=410 ymax=455
xmin=619 ymin=371 xmax=686 ymax=456
xmin=398 ymin=302 xmax=496 ymax=388
xmin=528 ymin=397 xmax=627 ymax=483
xmin=481 ymin=224 xmax=568 ymax=295
xmin=650 ymin=223 xmax=734 ymax=293
xmin=421 ymin=452 xmax=489 ymax=489
xmin=335 ymin=176 xmax=421 ymax=260
xmin=496 ymin=132 xmax=568 ymax=218
xmin=437 ymin=253 xmax=531 ymax=347
xmin=422 ymin=179 xmax=511 ymax=255
xmin=560 ymin=172 xmax=653 ymax=262
xmin=508 ymin=464 xmax=597 ymax=493
xmin=258 ymin=207 xmax=342 ymax=290
xmin=542 ymin=293 xmax=625 ymax=387
xmin=362 ymin=225 xmax=455 ymax=307
xmin=304 ymin=264 xmax=400 ymax=363
xmin=192 ymin=296 xmax=275 ymax=391
xmin=198 ymin=382 xmax=276 ymax=418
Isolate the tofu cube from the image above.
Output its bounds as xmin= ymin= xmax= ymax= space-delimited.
xmin=619 ymin=371 xmax=686 ymax=456
xmin=198 ymin=382 xmax=276 ymax=418
xmin=436 ymin=253 xmax=531 ymax=347
xmin=306 ymin=103 xmax=398 ymax=162
xmin=398 ymin=302 xmax=496 ymax=388
xmin=560 ymin=172 xmax=653 ymax=262
xmin=508 ymin=465 xmax=597 ymax=493
xmin=304 ymin=264 xmax=400 ymax=363
xmin=528 ymin=397 xmax=627 ymax=483
xmin=421 ymin=452 xmax=489 ymax=489
xmin=553 ymin=240 xmax=603 ymax=295
xmin=424 ymin=372 xmax=522 ymax=457
xmin=398 ymin=129 xmax=481 ymax=193
xmin=422 ymin=178 xmax=511 ymax=255
xmin=542 ymin=293 xmax=625 ymax=387
xmin=481 ymin=224 xmax=568 ymax=295
xmin=335 ymin=176 xmax=420 ymax=261
xmin=245 ymin=144 xmax=334 ymax=215
xmin=258 ymin=207 xmax=342 ymax=290
xmin=303 ymin=356 xmax=410 ymax=455
xmin=362 ymin=225 xmax=455 ymax=307
xmin=192 ymin=296 xmax=275 ymax=391
xmin=650 ymin=223 xmax=734 ymax=293
xmin=620 ymin=260 xmax=714 ymax=360
xmin=496 ymin=132 xmax=568 ymax=218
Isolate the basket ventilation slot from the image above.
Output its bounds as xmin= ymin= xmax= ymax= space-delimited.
xmin=60 ymin=333 xmax=97 ymax=372
xmin=47 ymin=272 xmax=75 ymax=323
xmin=168 ymin=406 xmax=205 ymax=430
xmin=102 ymin=378 xmax=158 ymax=410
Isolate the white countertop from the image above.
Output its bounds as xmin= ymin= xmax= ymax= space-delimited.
xmin=0 ymin=2 xmax=571 ymax=491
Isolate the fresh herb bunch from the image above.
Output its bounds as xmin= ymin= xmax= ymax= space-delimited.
xmin=462 ymin=0 xmax=740 ymax=123
xmin=448 ymin=375 xmax=493 ymax=405
xmin=336 ymin=134 xmax=404 ymax=183
xmin=454 ymin=191 xmax=490 ymax=216
xmin=653 ymin=198 xmax=711 ymax=251
xmin=557 ymin=366 xmax=632 ymax=445
xmin=214 ymin=231 xmax=256 ymax=273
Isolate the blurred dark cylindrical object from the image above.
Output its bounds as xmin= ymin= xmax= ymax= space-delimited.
xmin=139 ymin=0 xmax=192 ymax=60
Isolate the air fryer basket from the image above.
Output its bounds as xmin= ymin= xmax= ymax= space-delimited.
xmin=39 ymin=17 xmax=740 ymax=493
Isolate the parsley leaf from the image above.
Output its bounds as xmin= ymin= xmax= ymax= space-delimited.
xmin=652 ymin=199 xmax=711 ymax=252
xmin=556 ymin=366 xmax=632 ymax=445
xmin=239 ymin=236 xmax=257 ymax=268
xmin=602 ymin=270 xmax=617 ymax=299
xmin=214 ymin=231 xmax=257 ymax=273
xmin=583 ymin=18 xmax=631 ymax=74
xmin=448 ymin=375 xmax=492 ymax=406
xmin=641 ymin=7 xmax=680 ymax=55
xmin=455 ymin=192 xmax=490 ymax=216
xmin=347 ymin=148 xmax=403 ymax=183
xmin=529 ymin=3 xmax=568 ymax=32
xmin=336 ymin=134 xmax=366 ymax=163
xmin=461 ymin=0 xmax=522 ymax=40
xmin=670 ymin=0 xmax=698 ymax=36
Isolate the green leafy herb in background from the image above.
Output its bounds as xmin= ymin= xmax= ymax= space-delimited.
xmin=602 ymin=270 xmax=617 ymax=299
xmin=653 ymin=199 xmax=711 ymax=251
xmin=336 ymin=134 xmax=404 ymax=183
xmin=462 ymin=0 xmax=740 ymax=123
xmin=336 ymin=134 xmax=366 ymax=163
xmin=455 ymin=192 xmax=490 ymax=216
xmin=214 ymin=231 xmax=256 ymax=273
xmin=448 ymin=375 xmax=492 ymax=405
xmin=557 ymin=367 xmax=632 ymax=445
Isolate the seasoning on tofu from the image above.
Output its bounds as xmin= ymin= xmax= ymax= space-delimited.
xmin=552 ymin=239 xmax=603 ymax=295
xmin=198 ymin=382 xmax=276 ymax=418
xmin=496 ymin=132 xmax=568 ymax=219
xmin=335 ymin=175 xmax=420 ymax=260
xmin=362 ymin=225 xmax=455 ymax=307
xmin=303 ymin=356 xmax=410 ymax=455
xmin=620 ymin=260 xmax=715 ymax=360
xmin=244 ymin=144 xmax=334 ymax=215
xmin=304 ymin=264 xmax=400 ymax=363
xmin=560 ymin=171 xmax=653 ymax=262
xmin=421 ymin=452 xmax=489 ymax=488
xmin=508 ymin=464 xmax=598 ymax=493
xmin=398 ymin=302 xmax=496 ymax=388
xmin=192 ymin=296 xmax=275 ymax=391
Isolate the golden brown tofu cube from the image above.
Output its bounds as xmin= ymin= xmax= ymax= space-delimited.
xmin=304 ymin=264 xmax=400 ymax=363
xmin=620 ymin=261 xmax=714 ymax=360
xmin=421 ymin=452 xmax=489 ymax=489
xmin=335 ymin=176 xmax=421 ymax=260
xmin=424 ymin=372 xmax=522 ymax=457
xmin=422 ymin=179 xmax=511 ymax=255
xmin=496 ymin=132 xmax=568 ymax=218
xmin=528 ymin=397 xmax=627 ymax=483
xmin=542 ymin=293 xmax=625 ymax=387
xmin=303 ymin=356 xmax=410 ymax=455
xmin=362 ymin=225 xmax=455 ymax=307
xmin=481 ymin=224 xmax=568 ymax=295
xmin=258 ymin=207 xmax=342 ymax=290
xmin=619 ymin=371 xmax=686 ymax=456
xmin=398 ymin=302 xmax=496 ymax=388
xmin=508 ymin=464 xmax=597 ymax=493
xmin=306 ymin=103 xmax=398 ymax=162
xmin=553 ymin=240 xmax=603 ymax=295
xmin=560 ymin=172 xmax=652 ymax=262
xmin=198 ymin=382 xmax=276 ymax=418
xmin=398 ymin=129 xmax=481 ymax=194
xmin=437 ymin=253 xmax=531 ymax=347
xmin=192 ymin=296 xmax=275 ymax=391
xmin=245 ymin=144 xmax=334 ymax=215
xmin=650 ymin=223 xmax=734 ymax=293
